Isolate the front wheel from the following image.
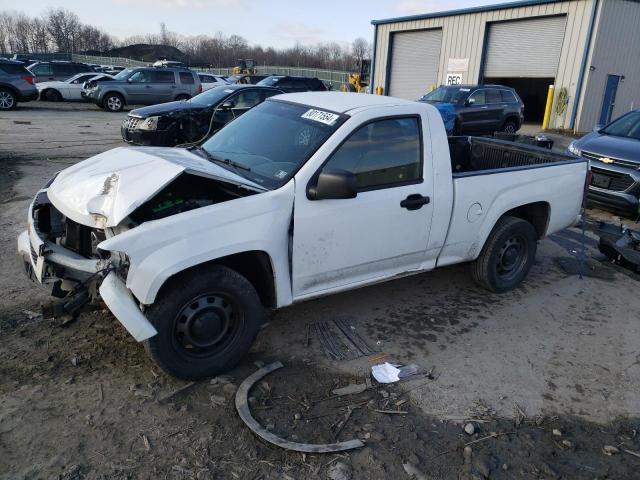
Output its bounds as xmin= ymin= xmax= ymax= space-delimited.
xmin=144 ymin=265 xmax=264 ymax=379
xmin=502 ymin=119 xmax=519 ymax=134
xmin=103 ymin=93 xmax=124 ymax=112
xmin=471 ymin=216 xmax=537 ymax=292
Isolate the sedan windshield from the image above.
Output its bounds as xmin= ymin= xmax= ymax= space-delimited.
xmin=113 ymin=69 xmax=133 ymax=80
xmin=601 ymin=111 xmax=640 ymax=140
xmin=419 ymin=86 xmax=470 ymax=104
xmin=188 ymin=86 xmax=235 ymax=107
xmin=201 ymin=100 xmax=345 ymax=189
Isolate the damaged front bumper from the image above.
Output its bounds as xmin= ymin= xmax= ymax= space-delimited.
xmin=17 ymin=190 xmax=157 ymax=342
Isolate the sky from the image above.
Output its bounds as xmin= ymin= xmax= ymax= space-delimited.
xmin=0 ymin=0 xmax=506 ymax=48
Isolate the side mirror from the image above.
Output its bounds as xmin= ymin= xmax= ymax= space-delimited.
xmin=593 ymin=124 xmax=603 ymax=133
xmin=307 ymin=169 xmax=357 ymax=200
xmin=126 ymin=77 xmax=133 ymax=83
xmin=466 ymin=97 xmax=476 ymax=106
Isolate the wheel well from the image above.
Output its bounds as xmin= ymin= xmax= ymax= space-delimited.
xmin=0 ymin=84 xmax=19 ymax=98
xmin=160 ymin=251 xmax=277 ymax=308
xmin=503 ymin=201 xmax=550 ymax=238
xmin=503 ymin=115 xmax=520 ymax=127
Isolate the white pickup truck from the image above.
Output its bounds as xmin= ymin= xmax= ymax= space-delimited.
xmin=18 ymin=92 xmax=588 ymax=379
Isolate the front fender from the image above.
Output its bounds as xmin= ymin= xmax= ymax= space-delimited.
xmin=99 ymin=181 xmax=295 ymax=306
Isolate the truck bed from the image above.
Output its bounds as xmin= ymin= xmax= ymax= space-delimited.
xmin=448 ymin=136 xmax=579 ymax=176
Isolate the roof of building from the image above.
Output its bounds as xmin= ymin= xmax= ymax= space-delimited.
xmin=371 ymin=0 xmax=563 ymax=25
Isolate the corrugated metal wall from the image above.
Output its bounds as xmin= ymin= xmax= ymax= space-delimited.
xmin=577 ymin=0 xmax=640 ymax=131
xmin=372 ymin=0 xmax=595 ymax=129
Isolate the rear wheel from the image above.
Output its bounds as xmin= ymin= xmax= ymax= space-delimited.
xmin=0 ymin=88 xmax=16 ymax=110
xmin=46 ymin=89 xmax=62 ymax=102
xmin=471 ymin=216 xmax=537 ymax=292
xmin=502 ymin=119 xmax=519 ymax=134
xmin=103 ymin=92 xmax=124 ymax=112
xmin=144 ymin=265 xmax=264 ymax=379
xmin=175 ymin=94 xmax=190 ymax=101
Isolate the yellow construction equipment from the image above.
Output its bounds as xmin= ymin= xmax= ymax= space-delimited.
xmin=232 ymin=59 xmax=257 ymax=75
xmin=341 ymin=59 xmax=371 ymax=93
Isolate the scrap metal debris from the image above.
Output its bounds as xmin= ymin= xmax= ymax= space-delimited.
xmin=313 ymin=319 xmax=377 ymax=360
xmin=598 ymin=222 xmax=640 ymax=274
xmin=235 ymin=361 xmax=365 ymax=453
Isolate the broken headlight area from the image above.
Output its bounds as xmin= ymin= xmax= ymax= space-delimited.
xmin=33 ymin=192 xmax=107 ymax=261
xmin=128 ymin=173 xmax=258 ymax=224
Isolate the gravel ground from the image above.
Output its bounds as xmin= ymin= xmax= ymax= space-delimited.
xmin=1 ymin=101 xmax=640 ymax=479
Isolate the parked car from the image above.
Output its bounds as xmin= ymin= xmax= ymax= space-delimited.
xmin=419 ymin=84 xmax=524 ymax=135
xmin=83 ymin=67 xmax=202 ymax=112
xmin=0 ymin=58 xmax=37 ymax=110
xmin=198 ymin=73 xmax=229 ymax=91
xmin=257 ymin=75 xmax=327 ymax=92
xmin=568 ymin=109 xmax=640 ymax=215
xmin=225 ymin=74 xmax=268 ymax=85
xmin=121 ymin=84 xmax=284 ymax=146
xmin=37 ymin=73 xmax=113 ymax=102
xmin=18 ymin=92 xmax=587 ymax=379
xmin=28 ymin=61 xmax=95 ymax=83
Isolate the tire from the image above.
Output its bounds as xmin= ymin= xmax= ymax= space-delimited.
xmin=0 ymin=88 xmax=17 ymax=110
xmin=103 ymin=92 xmax=124 ymax=112
xmin=175 ymin=94 xmax=190 ymax=101
xmin=143 ymin=265 xmax=264 ymax=379
xmin=46 ymin=89 xmax=62 ymax=102
xmin=502 ymin=119 xmax=519 ymax=134
xmin=471 ymin=216 xmax=537 ymax=293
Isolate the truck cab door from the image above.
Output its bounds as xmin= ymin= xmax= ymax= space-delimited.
xmin=292 ymin=115 xmax=434 ymax=299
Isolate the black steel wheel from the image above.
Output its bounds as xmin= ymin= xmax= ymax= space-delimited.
xmin=471 ymin=216 xmax=537 ymax=292
xmin=144 ymin=265 xmax=264 ymax=379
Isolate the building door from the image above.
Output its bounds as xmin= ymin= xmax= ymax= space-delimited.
xmin=599 ymin=75 xmax=621 ymax=126
xmin=388 ymin=29 xmax=442 ymax=100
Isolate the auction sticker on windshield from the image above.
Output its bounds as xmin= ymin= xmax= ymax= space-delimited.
xmin=301 ymin=109 xmax=339 ymax=126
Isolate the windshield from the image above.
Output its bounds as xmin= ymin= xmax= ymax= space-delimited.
xmin=113 ymin=68 xmax=133 ymax=80
xmin=189 ymin=86 xmax=235 ymax=107
xmin=256 ymin=76 xmax=280 ymax=86
xmin=601 ymin=111 xmax=640 ymax=140
xmin=201 ymin=100 xmax=345 ymax=189
xmin=420 ymin=86 xmax=470 ymax=103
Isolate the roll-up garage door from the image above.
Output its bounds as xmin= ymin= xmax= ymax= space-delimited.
xmin=484 ymin=16 xmax=566 ymax=78
xmin=389 ymin=29 xmax=442 ymax=100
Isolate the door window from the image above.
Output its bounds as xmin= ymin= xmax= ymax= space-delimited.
xmin=485 ymin=89 xmax=502 ymax=104
xmin=322 ymin=117 xmax=422 ymax=190
xmin=32 ymin=64 xmax=53 ymax=76
xmin=468 ymin=90 xmax=486 ymax=105
xmin=152 ymin=71 xmax=176 ymax=83
xmin=129 ymin=70 xmax=153 ymax=83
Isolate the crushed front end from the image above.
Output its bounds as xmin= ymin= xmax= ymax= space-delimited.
xmin=17 ymin=183 xmax=157 ymax=341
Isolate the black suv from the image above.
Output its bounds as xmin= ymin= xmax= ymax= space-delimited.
xmin=257 ymin=75 xmax=327 ymax=92
xmin=28 ymin=62 xmax=94 ymax=83
xmin=419 ymin=84 xmax=524 ymax=135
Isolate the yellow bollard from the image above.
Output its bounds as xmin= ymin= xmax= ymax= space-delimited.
xmin=375 ymin=86 xmax=384 ymax=96
xmin=542 ymin=84 xmax=554 ymax=130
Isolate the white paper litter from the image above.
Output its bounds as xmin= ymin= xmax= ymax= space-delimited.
xmin=371 ymin=362 xmax=401 ymax=384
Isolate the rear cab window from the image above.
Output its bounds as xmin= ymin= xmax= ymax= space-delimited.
xmin=153 ymin=71 xmax=176 ymax=83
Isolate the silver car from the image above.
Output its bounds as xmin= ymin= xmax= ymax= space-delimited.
xmin=569 ymin=109 xmax=640 ymax=216
xmin=0 ymin=59 xmax=38 ymax=110
xmin=83 ymin=67 xmax=202 ymax=112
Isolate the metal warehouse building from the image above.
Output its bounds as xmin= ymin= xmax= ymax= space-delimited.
xmin=370 ymin=0 xmax=640 ymax=132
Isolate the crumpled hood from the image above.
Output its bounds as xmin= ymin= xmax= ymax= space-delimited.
xmin=576 ymin=132 xmax=640 ymax=163
xmin=130 ymin=101 xmax=206 ymax=118
xmin=47 ymin=146 xmax=265 ymax=228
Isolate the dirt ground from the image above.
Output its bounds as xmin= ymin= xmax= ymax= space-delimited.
xmin=1 ymin=102 xmax=640 ymax=480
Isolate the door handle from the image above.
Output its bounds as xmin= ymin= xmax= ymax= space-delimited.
xmin=400 ymin=194 xmax=430 ymax=211
xmin=481 ymin=106 xmax=488 ymax=109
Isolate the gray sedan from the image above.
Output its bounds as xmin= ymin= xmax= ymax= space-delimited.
xmin=568 ymin=109 xmax=640 ymax=216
